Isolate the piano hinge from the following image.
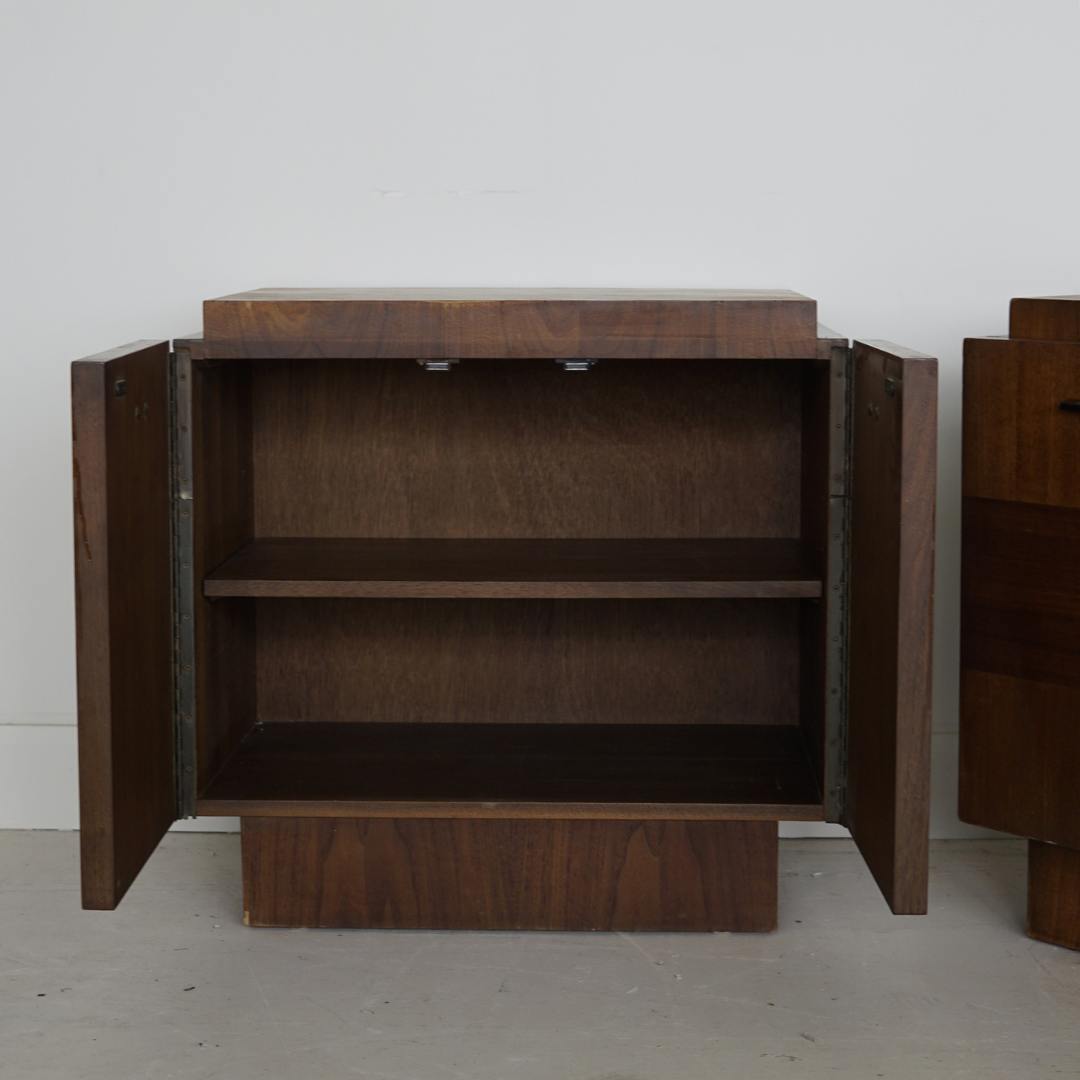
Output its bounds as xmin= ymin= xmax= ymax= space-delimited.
xmin=835 ymin=345 xmax=854 ymax=826
xmin=171 ymin=347 xmax=197 ymax=818
xmin=822 ymin=345 xmax=853 ymax=824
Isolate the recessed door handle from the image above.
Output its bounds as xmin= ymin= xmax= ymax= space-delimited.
xmin=1060 ymin=400 xmax=1080 ymax=412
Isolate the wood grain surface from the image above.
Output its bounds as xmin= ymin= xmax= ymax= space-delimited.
xmin=960 ymin=329 xmax=1080 ymax=849
xmin=961 ymin=498 xmax=1080 ymax=690
xmin=959 ymin=670 xmax=1080 ymax=849
xmin=845 ymin=341 xmax=937 ymax=915
xmin=962 ymin=338 xmax=1080 ymax=509
xmin=204 ymin=537 xmax=822 ymax=598
xmin=197 ymin=721 xmax=822 ymax=819
xmin=199 ymin=288 xmax=817 ymax=360
xmin=251 ymin=357 xmax=803 ymax=540
xmin=1028 ymin=840 xmax=1080 ymax=951
xmin=1009 ymin=296 xmax=1080 ymax=343
xmin=72 ymin=341 xmax=175 ymax=909
xmin=190 ymin=358 xmax=258 ymax=788
xmin=240 ymin=816 xmax=780 ymax=930
xmin=176 ymin=318 xmax=846 ymax=362
xmin=798 ymin=348 xmax=846 ymax=802
xmin=254 ymin=598 xmax=801 ymax=727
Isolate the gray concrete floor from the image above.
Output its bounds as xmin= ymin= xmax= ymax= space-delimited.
xmin=0 ymin=833 xmax=1077 ymax=1079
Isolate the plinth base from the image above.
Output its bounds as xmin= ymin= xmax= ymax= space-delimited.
xmin=241 ymin=817 xmax=778 ymax=931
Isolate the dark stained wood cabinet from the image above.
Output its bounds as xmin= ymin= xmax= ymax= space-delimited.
xmin=71 ymin=289 xmax=937 ymax=930
xmin=961 ymin=295 xmax=1080 ymax=951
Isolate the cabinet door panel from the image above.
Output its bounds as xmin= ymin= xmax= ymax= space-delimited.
xmin=72 ymin=341 xmax=176 ymax=909
xmin=846 ymin=341 xmax=937 ymax=914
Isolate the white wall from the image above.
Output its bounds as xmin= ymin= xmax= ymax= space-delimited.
xmin=2 ymin=1 xmax=1078 ymax=837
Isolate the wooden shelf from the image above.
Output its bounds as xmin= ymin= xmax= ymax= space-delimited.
xmin=196 ymin=722 xmax=824 ymax=820
xmin=203 ymin=538 xmax=822 ymax=599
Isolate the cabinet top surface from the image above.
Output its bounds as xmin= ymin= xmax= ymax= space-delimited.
xmin=184 ymin=288 xmax=821 ymax=360
xmin=1004 ymin=296 xmax=1080 ymax=345
xmin=209 ymin=287 xmax=813 ymax=304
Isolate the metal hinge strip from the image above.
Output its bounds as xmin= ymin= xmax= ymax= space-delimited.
xmin=824 ymin=345 xmax=853 ymax=823
xmin=172 ymin=349 xmax=197 ymax=818
xmin=833 ymin=345 xmax=855 ymax=824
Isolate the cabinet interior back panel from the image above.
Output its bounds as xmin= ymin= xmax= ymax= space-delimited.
xmin=255 ymin=598 xmax=800 ymax=726
xmin=251 ymin=359 xmax=803 ymax=539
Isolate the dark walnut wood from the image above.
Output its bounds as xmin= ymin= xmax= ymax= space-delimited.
xmin=197 ymin=722 xmax=823 ymax=820
xmin=960 ymin=328 xmax=1080 ymax=851
xmin=72 ymin=341 xmax=175 ymax=909
xmin=1009 ymin=296 xmax=1080 ymax=343
xmin=194 ymin=288 xmax=818 ymax=360
xmin=1028 ymin=840 xmax=1080 ymax=951
xmin=241 ymin=816 xmax=779 ymax=930
xmin=204 ymin=537 xmax=822 ymax=599
xmin=251 ymin=357 xmax=804 ymax=541
xmin=960 ymin=671 xmax=1080 ymax=849
xmin=845 ymin=341 xmax=937 ymax=915
xmin=961 ymin=498 xmax=1080 ymax=690
xmin=189 ymin=357 xmax=257 ymax=791
xmin=255 ymin=598 xmax=802 ymax=727
xmin=959 ymin=500 xmax=1080 ymax=850
xmin=962 ymin=337 xmax=1080 ymax=510
xmin=71 ymin=290 xmax=939 ymax=926
xmin=798 ymin=338 xmax=848 ymax=803
xmin=176 ymin=323 xmax=843 ymax=360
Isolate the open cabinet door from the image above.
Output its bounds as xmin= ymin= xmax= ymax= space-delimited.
xmin=846 ymin=340 xmax=937 ymax=914
xmin=72 ymin=341 xmax=176 ymax=909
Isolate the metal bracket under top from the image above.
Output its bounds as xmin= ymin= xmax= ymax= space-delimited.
xmin=172 ymin=349 xmax=197 ymax=819
xmin=416 ymin=359 xmax=599 ymax=372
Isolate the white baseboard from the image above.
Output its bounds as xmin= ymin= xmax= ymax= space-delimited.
xmin=0 ymin=725 xmax=1008 ymax=839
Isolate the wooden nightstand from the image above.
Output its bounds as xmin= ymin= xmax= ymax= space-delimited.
xmin=961 ymin=295 xmax=1080 ymax=951
xmin=72 ymin=289 xmax=936 ymax=930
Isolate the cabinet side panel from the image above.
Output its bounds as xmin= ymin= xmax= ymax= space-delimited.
xmin=192 ymin=361 xmax=257 ymax=788
xmin=799 ymin=351 xmax=847 ymax=808
xmin=960 ymin=336 xmax=1080 ymax=846
xmin=962 ymin=338 xmax=1080 ymax=509
xmin=960 ymin=670 xmax=1080 ymax=847
xmin=961 ymin=498 xmax=1080 ymax=691
xmin=72 ymin=342 xmax=175 ymax=908
xmin=241 ymin=817 xmax=778 ymax=931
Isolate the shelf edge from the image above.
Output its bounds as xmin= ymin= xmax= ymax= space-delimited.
xmin=203 ymin=580 xmax=823 ymax=599
xmin=195 ymin=799 xmax=826 ymax=821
